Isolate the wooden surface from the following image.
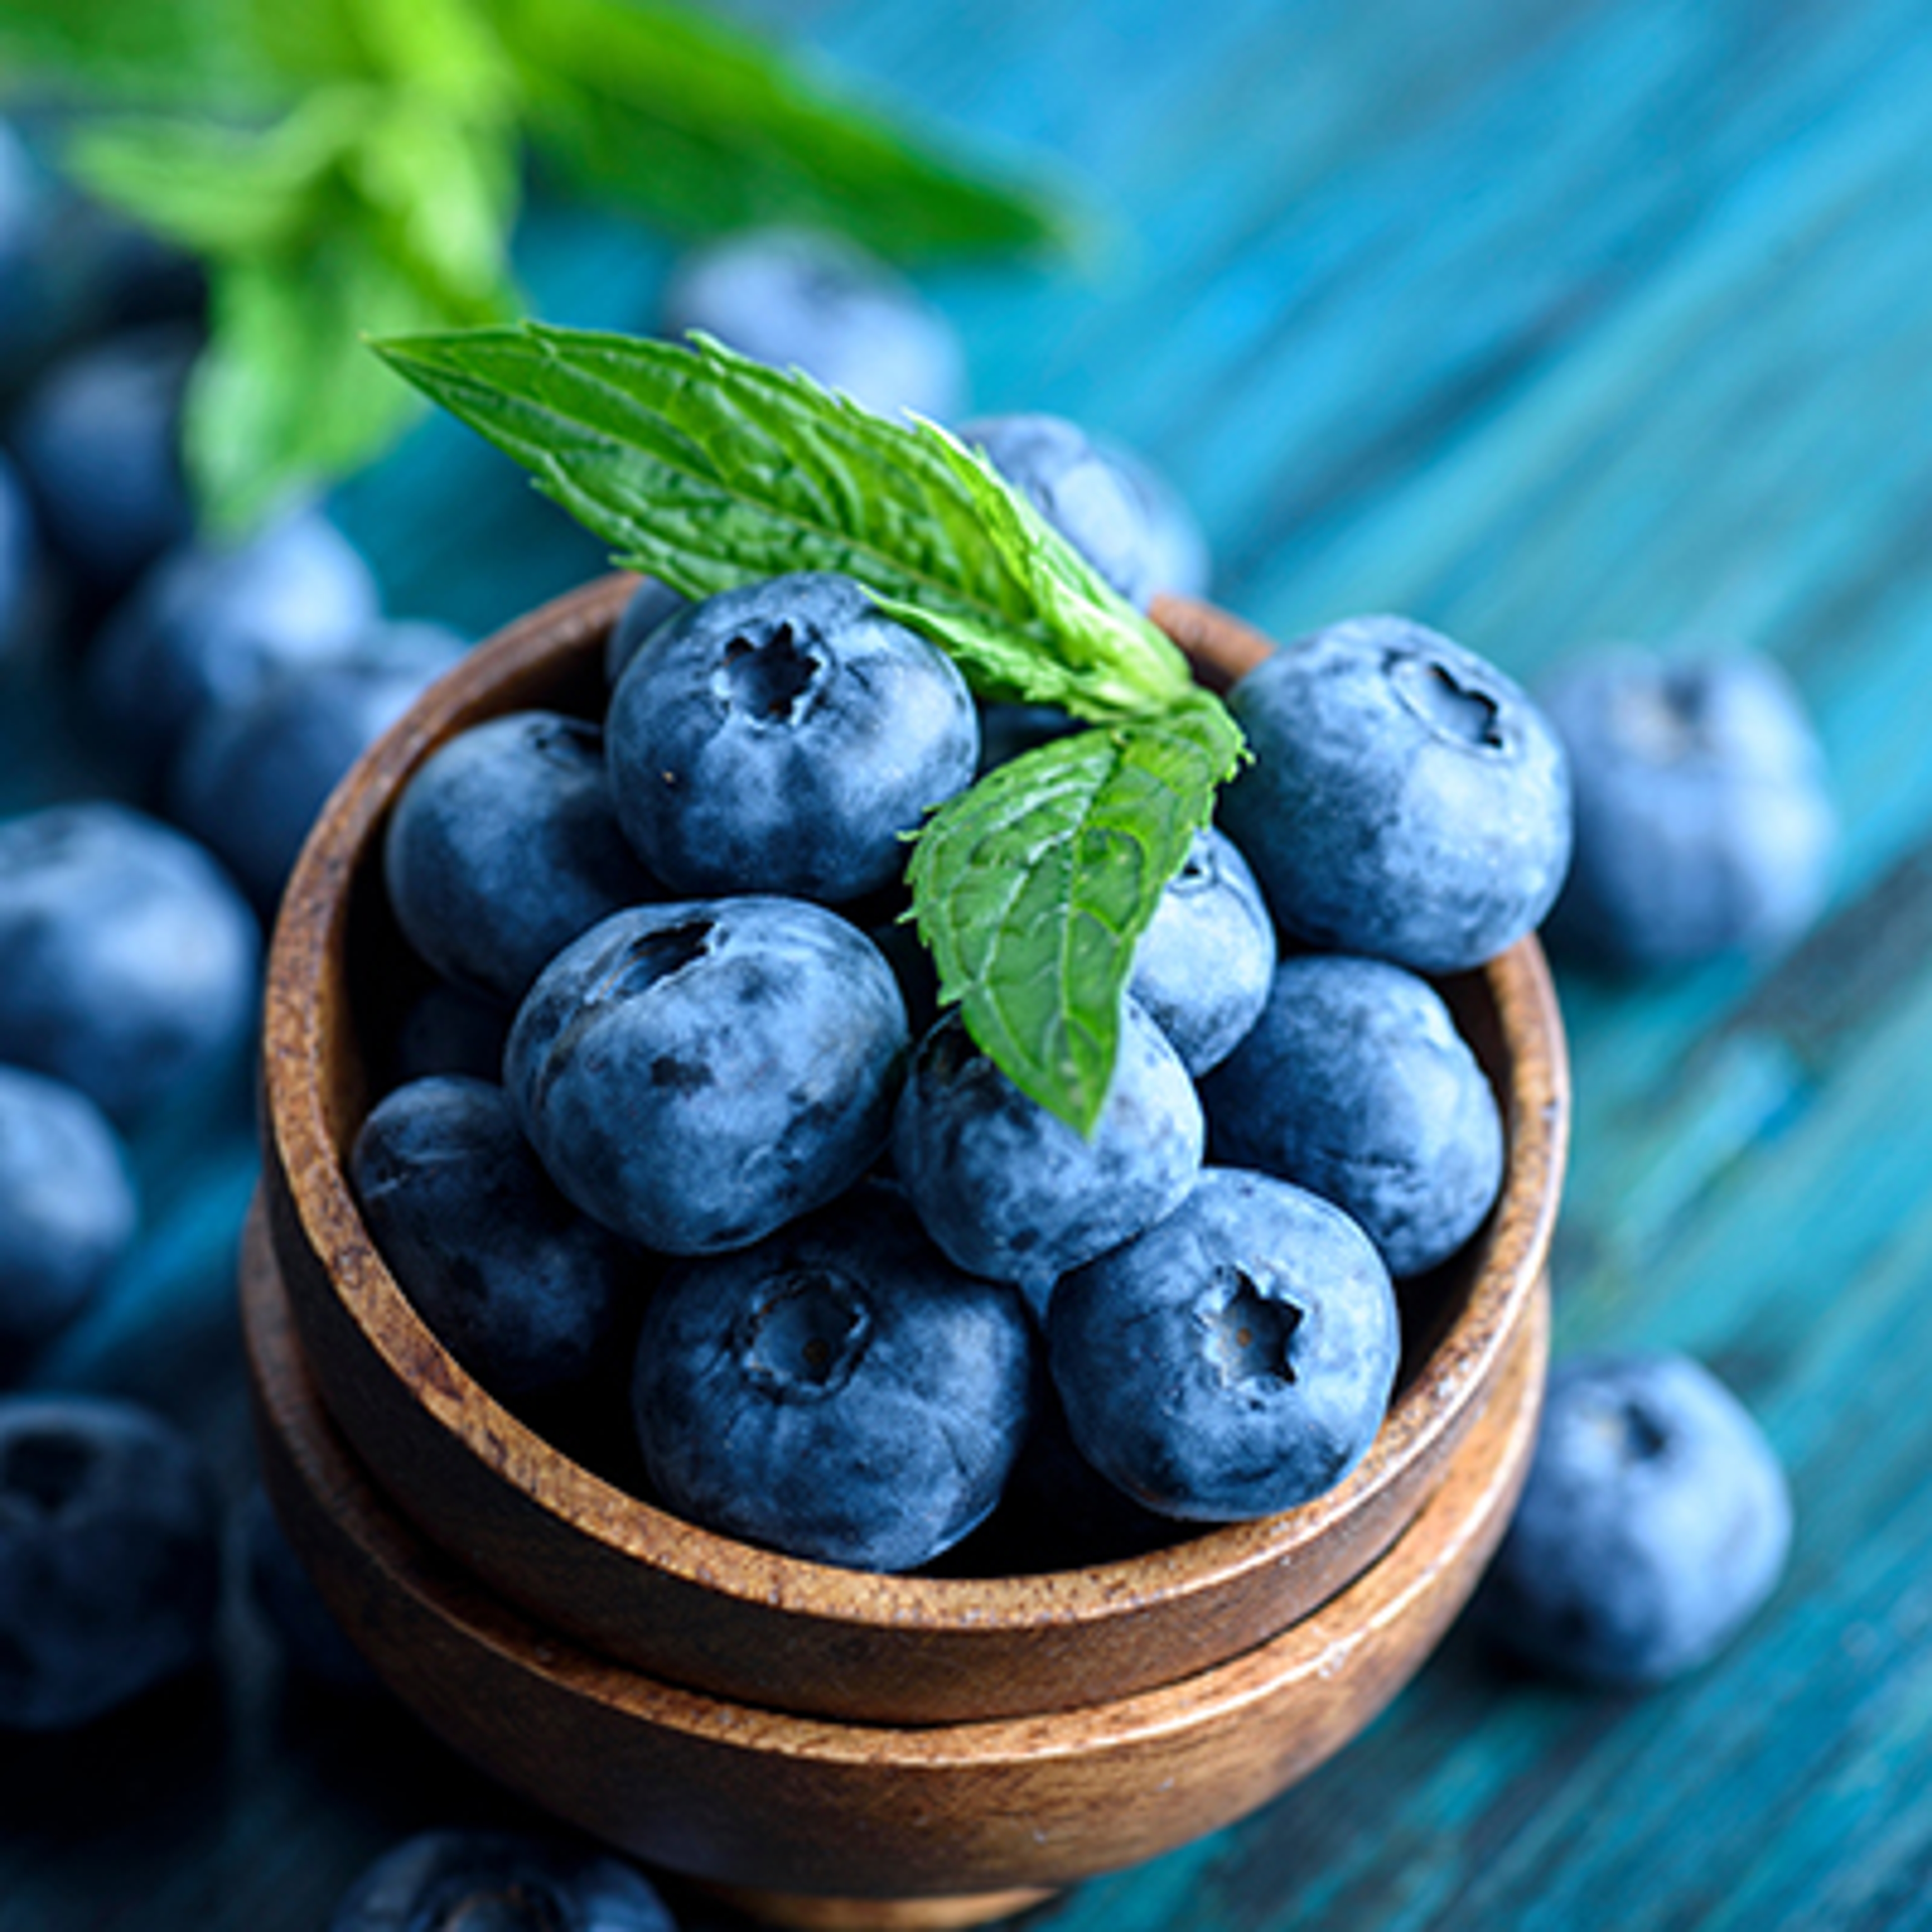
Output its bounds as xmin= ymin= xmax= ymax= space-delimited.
xmin=5 ymin=0 xmax=1932 ymax=1924
xmin=256 ymin=574 xmax=1562 ymax=1726
xmin=245 ymin=1199 xmax=1546 ymax=1906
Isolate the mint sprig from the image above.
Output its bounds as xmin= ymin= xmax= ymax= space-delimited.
xmin=908 ymin=703 xmax=1243 ymax=1132
xmin=371 ymin=326 xmax=1194 ymax=720
xmin=373 ymin=321 xmax=1242 ymax=1133
xmin=1 ymin=0 xmax=1085 ymax=529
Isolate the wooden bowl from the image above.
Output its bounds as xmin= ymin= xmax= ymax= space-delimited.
xmin=246 ymin=1194 xmax=1547 ymax=1923
xmin=247 ymin=576 xmax=1567 ymax=1917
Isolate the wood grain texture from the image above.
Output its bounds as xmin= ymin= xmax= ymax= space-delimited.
xmin=245 ymin=1195 xmax=1549 ymax=1907
xmin=257 ymin=576 xmax=1565 ymax=1727
xmin=7 ymin=0 xmax=1932 ymax=1924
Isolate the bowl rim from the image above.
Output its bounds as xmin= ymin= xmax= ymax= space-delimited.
xmin=263 ymin=574 xmax=1569 ymax=1638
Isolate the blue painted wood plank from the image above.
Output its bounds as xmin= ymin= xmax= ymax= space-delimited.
xmin=9 ymin=0 xmax=1932 ymax=1925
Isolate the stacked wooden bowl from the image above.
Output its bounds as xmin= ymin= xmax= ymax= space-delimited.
xmin=245 ymin=576 xmax=1567 ymax=1929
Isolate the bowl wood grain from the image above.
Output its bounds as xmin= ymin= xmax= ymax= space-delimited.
xmin=246 ymin=1195 xmax=1549 ymax=1917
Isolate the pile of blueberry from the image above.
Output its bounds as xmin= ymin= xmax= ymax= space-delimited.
xmin=351 ymin=441 xmax=1577 ymax=1574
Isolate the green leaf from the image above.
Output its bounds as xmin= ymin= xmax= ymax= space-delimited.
xmin=908 ymin=699 xmax=1246 ymax=1135
xmin=64 ymin=95 xmax=365 ymax=257
xmin=371 ymin=324 xmax=1190 ymax=717
xmin=0 ymin=0 xmax=277 ymax=109
xmin=484 ymin=0 xmax=1086 ymax=265
xmin=185 ymin=237 xmax=434 ymax=531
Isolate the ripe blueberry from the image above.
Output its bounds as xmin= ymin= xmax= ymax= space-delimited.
xmin=1049 ymin=1168 xmax=1399 ymax=1521
xmin=1478 ymin=1352 xmax=1791 ymax=1685
xmin=1539 ymin=646 xmax=1834 ymax=969
xmin=633 ymin=1183 xmax=1037 ymax=1572
xmin=891 ymin=1000 xmax=1203 ymax=1295
xmin=606 ymin=572 xmax=977 ymax=903
xmin=507 ymin=898 xmax=909 ymax=1255
xmin=1201 ymin=953 xmax=1503 ymax=1278
xmin=0 ymin=801 xmax=260 ymax=1120
xmin=1219 ymin=615 xmax=1572 ymax=973
xmin=385 ymin=710 xmax=661 ymax=1005
xmin=0 ymin=1394 xmax=222 ymax=1730
xmin=352 ymin=1076 xmax=638 ymax=1402
xmin=664 ymin=226 xmax=965 ymax=423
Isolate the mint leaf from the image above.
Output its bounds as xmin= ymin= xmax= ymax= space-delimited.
xmin=372 ymin=317 xmax=1247 ymax=1129
xmin=372 ymin=324 xmax=1191 ymax=718
xmin=68 ymin=87 xmax=518 ymax=530
xmin=485 ymin=0 xmax=1083 ymax=265
xmin=0 ymin=0 xmax=276 ymax=109
xmin=908 ymin=700 xmax=1246 ymax=1135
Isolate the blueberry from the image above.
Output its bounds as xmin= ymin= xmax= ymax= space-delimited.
xmin=352 ymin=1077 xmax=639 ymax=1402
xmin=663 ymin=226 xmax=965 ymax=422
xmin=239 ymin=1484 xmax=375 ymax=1689
xmin=0 ymin=802 xmax=260 ymax=1120
xmin=632 ymin=1183 xmax=1037 ymax=1571
xmin=1049 ymin=1168 xmax=1399 ymax=1521
xmin=974 ymin=699 xmax=1077 ymax=775
xmin=1201 ymin=954 xmax=1503 ymax=1278
xmin=330 ymin=1827 xmax=674 ymax=1932
xmin=1096 ymin=430 xmax=1213 ymax=604
xmin=1219 ymin=616 xmax=1573 ymax=973
xmin=506 ymin=898 xmax=909 ymax=1255
xmin=0 ymin=1394 xmax=222 ymax=1730
xmin=86 ymin=510 xmax=381 ymax=779
xmin=1478 ymin=1353 xmax=1791 ymax=1686
xmin=1129 ymin=828 xmax=1275 ymax=1075
xmin=606 ymin=572 xmax=978 ymax=903
xmin=7 ymin=323 xmax=195 ymax=596
xmin=169 ymin=622 xmax=467 ymax=913
xmin=958 ymin=413 xmax=1210 ymax=609
xmin=1538 ymin=647 xmax=1835 ymax=969
xmin=386 ymin=711 xmax=662 ymax=1006
xmin=983 ymin=1377 xmax=1179 ymax=1571
xmin=603 ymin=574 xmax=689 ymax=686
xmin=891 ymin=1000 xmax=1204 ymax=1293
xmin=0 ymin=1065 xmax=137 ymax=1365
xmin=388 ymin=982 xmax=514 ymax=1088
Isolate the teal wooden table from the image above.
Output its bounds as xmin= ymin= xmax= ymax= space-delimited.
xmin=8 ymin=0 xmax=1932 ymax=1924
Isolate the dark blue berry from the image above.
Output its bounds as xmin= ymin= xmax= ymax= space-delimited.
xmin=388 ymin=982 xmax=513 ymax=1088
xmin=169 ymin=622 xmax=466 ymax=913
xmin=1478 ymin=1353 xmax=1791 ymax=1685
xmin=1130 ymin=828 xmax=1275 ymax=1074
xmin=1539 ymin=647 xmax=1834 ymax=969
xmin=352 ymin=1077 xmax=638 ymax=1402
xmin=1219 ymin=616 xmax=1572 ymax=973
xmin=0 ymin=1065 xmax=137 ymax=1364
xmin=633 ymin=1183 xmax=1037 ymax=1571
xmin=386 ymin=711 xmax=661 ymax=1005
xmin=958 ymin=413 xmax=1209 ymax=609
xmin=330 ymin=1827 xmax=674 ymax=1932
xmin=0 ymin=1394 xmax=222 ymax=1730
xmin=606 ymin=572 xmax=978 ymax=903
xmin=603 ymin=575 xmax=688 ymax=686
xmin=1201 ymin=954 xmax=1503 ymax=1278
xmin=506 ymin=898 xmax=909 ymax=1255
xmin=86 ymin=510 xmax=380 ymax=779
xmin=0 ymin=802 xmax=260 ymax=1120
xmin=664 ymin=226 xmax=965 ymax=422
xmin=7 ymin=324 xmax=195 ymax=596
xmin=1049 ymin=1168 xmax=1399 ymax=1521
xmin=892 ymin=1000 xmax=1203 ymax=1294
